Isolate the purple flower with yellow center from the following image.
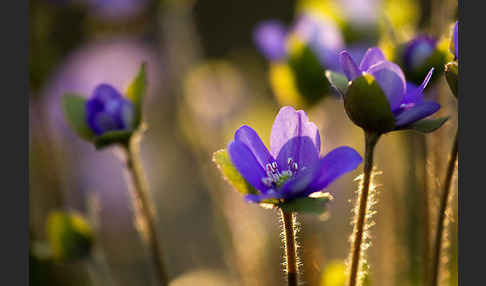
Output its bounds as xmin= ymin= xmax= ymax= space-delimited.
xmin=336 ymin=47 xmax=443 ymax=133
xmin=224 ymin=106 xmax=362 ymax=204
xmin=86 ymin=84 xmax=135 ymax=135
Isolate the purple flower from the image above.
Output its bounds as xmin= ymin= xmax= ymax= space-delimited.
xmin=339 ymin=47 xmax=440 ymax=129
xmin=227 ymin=106 xmax=362 ymax=203
xmin=452 ymin=21 xmax=458 ymax=59
xmin=403 ymin=36 xmax=437 ymax=71
xmin=253 ymin=13 xmax=344 ymax=71
xmin=253 ymin=20 xmax=288 ymax=61
xmin=86 ymin=84 xmax=134 ymax=135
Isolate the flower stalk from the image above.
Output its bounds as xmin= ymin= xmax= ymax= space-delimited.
xmin=281 ymin=210 xmax=298 ymax=286
xmin=123 ymin=134 xmax=168 ymax=286
xmin=430 ymin=130 xmax=458 ymax=286
xmin=347 ymin=131 xmax=380 ymax=286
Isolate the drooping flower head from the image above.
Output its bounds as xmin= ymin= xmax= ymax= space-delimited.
xmin=333 ymin=47 xmax=445 ymax=133
xmin=218 ymin=106 xmax=362 ymax=207
xmin=86 ymin=84 xmax=135 ymax=136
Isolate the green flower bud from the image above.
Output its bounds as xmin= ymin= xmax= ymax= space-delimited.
xmin=46 ymin=211 xmax=94 ymax=262
xmin=344 ymin=74 xmax=395 ymax=133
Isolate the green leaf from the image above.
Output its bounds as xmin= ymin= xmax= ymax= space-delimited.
xmin=406 ymin=117 xmax=449 ymax=133
xmin=344 ymin=74 xmax=395 ymax=133
xmin=126 ymin=62 xmax=147 ymax=128
xmin=445 ymin=61 xmax=458 ymax=98
xmin=279 ymin=195 xmax=331 ymax=214
xmin=62 ymin=94 xmax=95 ymax=141
xmin=94 ymin=130 xmax=132 ymax=149
xmin=212 ymin=149 xmax=258 ymax=195
xmin=325 ymin=70 xmax=348 ymax=97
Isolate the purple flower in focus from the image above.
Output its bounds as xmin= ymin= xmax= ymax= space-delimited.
xmin=228 ymin=106 xmax=362 ymax=203
xmin=86 ymin=84 xmax=135 ymax=135
xmin=339 ymin=47 xmax=440 ymax=129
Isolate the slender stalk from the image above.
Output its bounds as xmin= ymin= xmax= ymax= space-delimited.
xmin=123 ymin=137 xmax=168 ymax=286
xmin=347 ymin=131 xmax=380 ymax=286
xmin=430 ymin=131 xmax=458 ymax=286
xmin=281 ymin=210 xmax=298 ymax=286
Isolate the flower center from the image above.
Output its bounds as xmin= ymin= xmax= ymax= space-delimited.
xmin=261 ymin=157 xmax=299 ymax=188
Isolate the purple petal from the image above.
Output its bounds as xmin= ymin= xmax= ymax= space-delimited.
xmin=359 ymin=47 xmax=386 ymax=71
xmin=339 ymin=50 xmax=362 ymax=81
xmin=453 ymin=21 xmax=458 ymax=59
xmin=279 ymin=146 xmax=362 ymax=198
xmin=235 ymin=125 xmax=275 ymax=170
xmin=402 ymin=68 xmax=433 ymax=107
xmin=86 ymin=84 xmax=134 ymax=135
xmin=367 ymin=61 xmax=406 ymax=110
xmin=394 ymin=101 xmax=441 ymax=127
xmin=305 ymin=146 xmax=362 ymax=195
xmin=253 ymin=20 xmax=287 ymax=61
xmin=228 ymin=140 xmax=270 ymax=192
xmin=270 ymin=106 xmax=320 ymax=170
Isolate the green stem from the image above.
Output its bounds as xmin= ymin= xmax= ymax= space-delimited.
xmin=123 ymin=138 xmax=168 ymax=286
xmin=430 ymin=130 xmax=458 ymax=286
xmin=347 ymin=131 xmax=380 ymax=286
xmin=281 ymin=210 xmax=298 ymax=286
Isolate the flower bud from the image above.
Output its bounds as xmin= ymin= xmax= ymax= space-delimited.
xmin=46 ymin=211 xmax=94 ymax=262
xmin=86 ymin=84 xmax=135 ymax=136
xmin=344 ymin=74 xmax=395 ymax=133
xmin=445 ymin=61 xmax=458 ymax=98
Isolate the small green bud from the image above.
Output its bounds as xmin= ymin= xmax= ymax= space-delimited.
xmin=344 ymin=74 xmax=395 ymax=133
xmin=445 ymin=61 xmax=458 ymax=98
xmin=46 ymin=211 xmax=94 ymax=262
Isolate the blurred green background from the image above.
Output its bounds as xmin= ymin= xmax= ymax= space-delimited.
xmin=29 ymin=0 xmax=458 ymax=285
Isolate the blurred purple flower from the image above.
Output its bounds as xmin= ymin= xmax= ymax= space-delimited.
xmin=41 ymin=38 xmax=161 ymax=219
xmin=228 ymin=106 xmax=362 ymax=203
xmin=403 ymin=36 xmax=437 ymax=71
xmin=253 ymin=20 xmax=287 ymax=61
xmin=339 ymin=47 xmax=440 ymax=127
xmin=253 ymin=13 xmax=345 ymax=71
xmin=86 ymin=84 xmax=135 ymax=135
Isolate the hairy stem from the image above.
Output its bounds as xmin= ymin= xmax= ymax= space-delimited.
xmin=281 ymin=210 xmax=298 ymax=286
xmin=347 ymin=131 xmax=380 ymax=286
xmin=430 ymin=130 xmax=458 ymax=286
xmin=123 ymin=137 xmax=168 ymax=286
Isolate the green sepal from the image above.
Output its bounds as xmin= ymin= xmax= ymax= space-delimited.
xmin=61 ymin=94 xmax=95 ymax=141
xmin=325 ymin=70 xmax=348 ymax=97
xmin=46 ymin=211 xmax=94 ymax=262
xmin=212 ymin=149 xmax=258 ymax=195
xmin=445 ymin=61 xmax=458 ymax=98
xmin=94 ymin=130 xmax=132 ymax=149
xmin=288 ymin=45 xmax=331 ymax=106
xmin=126 ymin=62 xmax=147 ymax=128
xmin=344 ymin=74 xmax=395 ymax=133
xmin=401 ymin=116 xmax=449 ymax=133
xmin=279 ymin=194 xmax=332 ymax=214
